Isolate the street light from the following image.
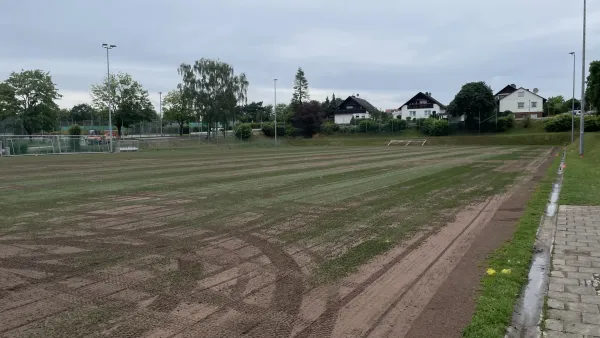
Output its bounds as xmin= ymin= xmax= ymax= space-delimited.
xmin=273 ymin=79 xmax=278 ymax=145
xmin=569 ymin=52 xmax=576 ymax=144
xmin=102 ymin=43 xmax=117 ymax=152
xmin=159 ymin=91 xmax=163 ymax=136
xmin=580 ymin=0 xmax=587 ymax=156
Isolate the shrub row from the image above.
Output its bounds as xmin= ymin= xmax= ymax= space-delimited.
xmin=234 ymin=123 xmax=252 ymax=139
xmin=261 ymin=122 xmax=294 ymax=137
xmin=545 ymin=113 xmax=600 ymax=132
xmin=420 ymin=119 xmax=449 ymax=136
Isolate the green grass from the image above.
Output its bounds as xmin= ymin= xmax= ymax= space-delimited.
xmin=463 ymin=154 xmax=561 ymax=338
xmin=560 ymin=133 xmax=600 ymax=205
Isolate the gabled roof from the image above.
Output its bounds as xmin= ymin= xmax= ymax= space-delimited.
xmin=335 ymin=96 xmax=379 ymax=114
xmin=494 ymin=84 xmax=518 ymax=97
xmin=500 ymin=87 xmax=546 ymax=101
xmin=399 ymin=92 xmax=446 ymax=109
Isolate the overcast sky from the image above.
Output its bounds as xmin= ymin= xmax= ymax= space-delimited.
xmin=1 ymin=0 xmax=598 ymax=111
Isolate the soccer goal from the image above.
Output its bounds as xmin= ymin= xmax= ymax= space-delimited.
xmin=387 ymin=139 xmax=427 ymax=147
xmin=116 ymin=139 xmax=140 ymax=152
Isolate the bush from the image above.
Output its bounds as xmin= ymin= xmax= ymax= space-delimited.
xmin=388 ymin=119 xmax=407 ymax=132
xmin=249 ymin=122 xmax=262 ymax=129
xmin=358 ymin=119 xmax=378 ymax=132
xmin=183 ymin=126 xmax=191 ymax=134
xmin=68 ymin=124 xmax=82 ymax=151
xmin=338 ymin=125 xmax=357 ymax=133
xmin=192 ymin=126 xmax=200 ymax=132
xmin=523 ymin=115 xmax=532 ymax=128
xmin=261 ymin=122 xmax=285 ymax=137
xmin=406 ymin=117 xmax=412 ymax=121
xmin=320 ymin=122 xmax=339 ymax=135
xmin=420 ymin=119 xmax=449 ymax=136
xmin=584 ymin=115 xmax=600 ymax=132
xmin=68 ymin=124 xmax=82 ymax=136
xmin=234 ymin=123 xmax=252 ymax=139
xmin=544 ymin=113 xmax=572 ymax=132
xmin=285 ymin=125 xmax=297 ymax=136
xmin=497 ymin=114 xmax=516 ymax=132
xmin=10 ymin=141 xmax=28 ymax=155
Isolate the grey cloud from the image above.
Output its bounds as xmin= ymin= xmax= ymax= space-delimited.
xmin=1 ymin=0 xmax=598 ymax=109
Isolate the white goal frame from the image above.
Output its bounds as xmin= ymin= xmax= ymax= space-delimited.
xmin=387 ymin=139 xmax=427 ymax=147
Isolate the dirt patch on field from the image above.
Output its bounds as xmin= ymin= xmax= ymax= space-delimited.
xmin=0 ymin=147 xmax=553 ymax=337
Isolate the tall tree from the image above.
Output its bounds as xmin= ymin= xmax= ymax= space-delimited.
xmin=291 ymin=67 xmax=309 ymax=108
xmin=90 ymin=72 xmax=155 ymax=136
xmin=545 ymin=96 xmax=567 ymax=116
xmin=70 ymin=103 xmax=97 ymax=124
xmin=4 ymin=69 xmax=62 ymax=134
xmin=291 ymin=100 xmax=323 ymax=137
xmin=447 ymin=81 xmax=495 ymax=131
xmin=0 ymin=82 xmax=17 ymax=121
xmin=586 ymin=61 xmax=600 ymax=113
xmin=162 ymin=90 xmax=193 ymax=135
xmin=178 ymin=59 xmax=247 ymax=139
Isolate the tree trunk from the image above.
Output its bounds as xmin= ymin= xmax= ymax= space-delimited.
xmin=178 ymin=121 xmax=184 ymax=136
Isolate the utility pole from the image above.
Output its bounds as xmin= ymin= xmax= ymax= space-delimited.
xmin=102 ymin=43 xmax=117 ymax=152
xmin=580 ymin=0 xmax=587 ymax=156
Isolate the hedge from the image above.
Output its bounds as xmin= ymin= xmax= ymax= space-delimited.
xmin=234 ymin=123 xmax=252 ymax=139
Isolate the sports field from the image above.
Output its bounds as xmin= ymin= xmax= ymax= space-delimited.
xmin=0 ymin=145 xmax=553 ymax=337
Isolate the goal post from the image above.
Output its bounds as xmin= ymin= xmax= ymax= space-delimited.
xmin=387 ymin=139 xmax=427 ymax=147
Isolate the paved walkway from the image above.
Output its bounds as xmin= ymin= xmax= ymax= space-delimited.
xmin=545 ymin=205 xmax=600 ymax=338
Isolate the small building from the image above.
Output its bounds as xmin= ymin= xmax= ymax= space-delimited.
xmin=398 ymin=92 xmax=446 ymax=119
xmin=495 ymin=85 xmax=546 ymax=119
xmin=334 ymin=95 xmax=379 ymax=124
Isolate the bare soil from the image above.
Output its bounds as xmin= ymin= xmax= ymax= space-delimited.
xmin=0 ymin=146 xmax=553 ymax=337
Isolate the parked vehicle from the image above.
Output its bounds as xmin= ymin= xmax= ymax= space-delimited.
xmin=87 ymin=130 xmax=117 ymax=145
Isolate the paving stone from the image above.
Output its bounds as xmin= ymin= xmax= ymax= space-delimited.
xmin=543 ymin=331 xmax=583 ymax=338
xmin=545 ymin=319 xmax=565 ymax=331
xmin=549 ymin=291 xmax=581 ymax=303
xmin=552 ymin=277 xmax=582 ymax=286
xmin=566 ymin=302 xmax=600 ymax=313
xmin=583 ymin=313 xmax=600 ymax=324
xmin=564 ymin=322 xmax=600 ymax=335
xmin=566 ymin=285 xmax=598 ymax=296
xmin=549 ymin=298 xmax=566 ymax=310
xmin=548 ymin=309 xmax=582 ymax=322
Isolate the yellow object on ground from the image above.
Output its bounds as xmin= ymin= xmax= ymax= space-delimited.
xmin=501 ymin=268 xmax=511 ymax=274
xmin=486 ymin=268 xmax=496 ymax=275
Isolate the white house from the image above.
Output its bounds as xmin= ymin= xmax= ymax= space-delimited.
xmin=398 ymin=92 xmax=446 ymax=120
xmin=333 ymin=95 xmax=378 ymax=124
xmin=495 ymin=85 xmax=546 ymax=119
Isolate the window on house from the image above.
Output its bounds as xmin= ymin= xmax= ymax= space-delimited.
xmin=531 ymin=102 xmax=537 ymax=108
xmin=410 ymin=111 xmax=416 ymax=117
xmin=518 ymin=91 xmax=524 ymax=97
xmin=346 ymin=105 xmax=354 ymax=109
xmin=424 ymin=110 xmax=431 ymax=116
xmin=518 ymin=102 xmax=525 ymax=108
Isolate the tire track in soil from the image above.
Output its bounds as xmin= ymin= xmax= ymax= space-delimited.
xmin=292 ymin=151 xmax=550 ymax=338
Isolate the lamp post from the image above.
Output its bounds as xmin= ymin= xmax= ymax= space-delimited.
xmin=580 ymin=0 xmax=587 ymax=156
xmin=274 ymin=78 xmax=278 ymax=145
xmin=569 ymin=52 xmax=576 ymax=144
xmin=102 ymin=43 xmax=117 ymax=152
xmin=159 ymin=91 xmax=163 ymax=136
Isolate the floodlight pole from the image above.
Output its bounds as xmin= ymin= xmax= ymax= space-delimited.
xmin=570 ymin=52 xmax=576 ymax=144
xmin=159 ymin=91 xmax=163 ymax=136
xmin=580 ymin=0 xmax=586 ymax=156
xmin=274 ymin=78 xmax=278 ymax=145
xmin=102 ymin=43 xmax=117 ymax=152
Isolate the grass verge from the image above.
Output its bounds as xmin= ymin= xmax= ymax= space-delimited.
xmin=560 ymin=133 xmax=600 ymax=205
xmin=462 ymin=153 xmax=561 ymax=338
